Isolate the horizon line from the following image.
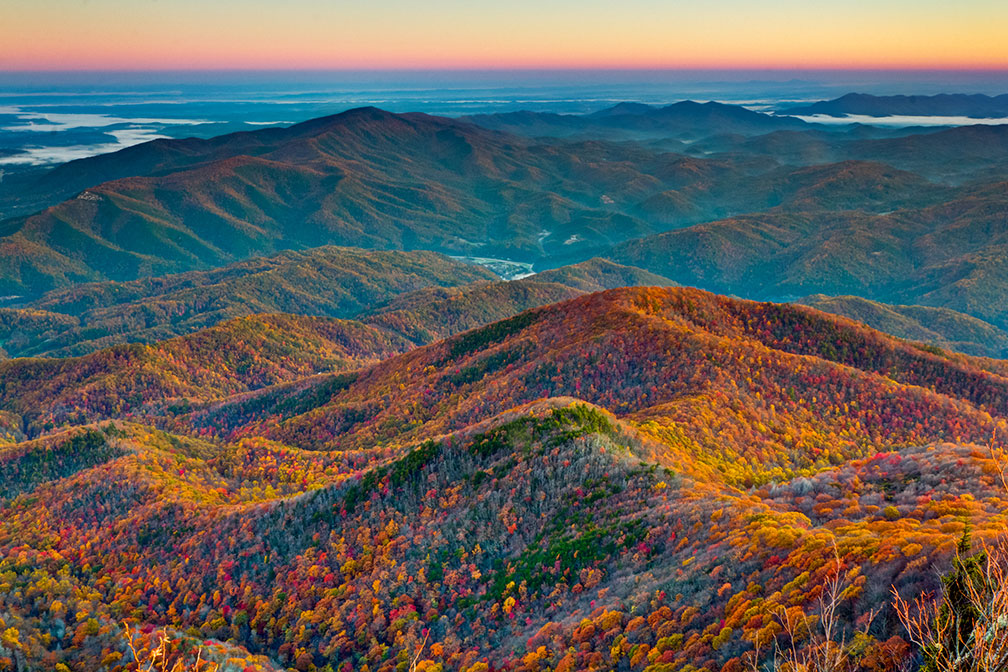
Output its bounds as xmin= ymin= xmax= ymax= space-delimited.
xmin=4 ymin=66 xmax=1008 ymax=74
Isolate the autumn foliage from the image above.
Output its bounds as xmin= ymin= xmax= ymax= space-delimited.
xmin=1 ymin=287 xmax=1006 ymax=672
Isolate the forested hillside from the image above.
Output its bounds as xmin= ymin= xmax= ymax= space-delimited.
xmin=0 ymin=247 xmax=495 ymax=358
xmin=798 ymin=294 xmax=1008 ymax=358
xmin=0 ymin=108 xmax=954 ymax=300
xmin=2 ymin=287 xmax=1006 ymax=671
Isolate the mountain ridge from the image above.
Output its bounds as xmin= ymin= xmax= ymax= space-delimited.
xmin=1 ymin=108 xmax=920 ymax=299
xmin=608 ymin=190 xmax=1008 ymax=331
xmin=3 ymin=285 xmax=1007 ymax=672
xmin=0 ymin=246 xmax=496 ymax=357
xmin=784 ymin=92 xmax=1008 ymax=118
xmin=0 ymin=253 xmax=675 ymax=359
xmin=797 ymin=293 xmax=1008 ymax=358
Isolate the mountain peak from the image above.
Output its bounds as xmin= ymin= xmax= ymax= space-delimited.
xmin=284 ymin=105 xmax=404 ymax=134
xmin=589 ymin=101 xmax=655 ymax=117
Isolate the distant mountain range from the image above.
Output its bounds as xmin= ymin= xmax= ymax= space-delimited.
xmin=2 ymin=104 xmax=1008 ymax=357
xmin=605 ymin=179 xmax=1008 ymax=329
xmin=783 ymin=92 xmax=1008 ymax=118
xmin=0 ymin=107 xmax=669 ymax=294
xmin=797 ymin=294 xmax=1008 ymax=358
xmin=461 ymin=100 xmax=810 ymax=139
xmin=0 ymin=106 xmax=953 ymax=300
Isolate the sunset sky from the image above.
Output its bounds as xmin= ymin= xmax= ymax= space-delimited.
xmin=3 ymin=0 xmax=1007 ymax=71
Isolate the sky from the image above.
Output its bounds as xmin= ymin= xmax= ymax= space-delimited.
xmin=2 ymin=0 xmax=1008 ymax=71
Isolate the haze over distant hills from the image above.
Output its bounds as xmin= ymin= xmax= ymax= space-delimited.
xmin=607 ymin=185 xmax=1008 ymax=332
xmin=797 ymin=294 xmax=1008 ymax=358
xmin=1 ymin=103 xmax=991 ymax=301
xmin=783 ymin=92 xmax=1008 ymax=118
xmin=461 ymin=100 xmax=811 ymax=139
xmin=2 ymin=102 xmax=1008 ymax=355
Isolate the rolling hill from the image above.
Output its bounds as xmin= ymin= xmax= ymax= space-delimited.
xmin=664 ymin=124 xmax=1008 ymax=185
xmin=847 ymin=125 xmax=1008 ymax=182
xmin=0 ymin=260 xmax=677 ymax=433
xmin=9 ymin=284 xmax=1008 ymax=474
xmin=0 ymin=254 xmax=673 ymax=359
xmin=361 ymin=258 xmax=678 ymax=346
xmin=0 ymin=246 xmax=496 ymax=358
xmin=2 ymin=98 xmax=1008 ymax=672
xmin=0 ymin=313 xmax=409 ymax=435
xmin=1 ymin=286 xmax=1006 ymax=672
xmin=202 ymin=288 xmax=1008 ymax=475
xmin=608 ymin=188 xmax=1008 ymax=334
xmin=0 ymin=108 xmax=947 ymax=299
xmin=797 ymin=294 xmax=1008 ymax=358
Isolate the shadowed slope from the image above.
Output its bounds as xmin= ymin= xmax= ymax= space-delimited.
xmin=362 ymin=258 xmax=677 ymax=344
xmin=609 ymin=188 xmax=1008 ymax=333
xmin=0 ymin=247 xmax=495 ymax=358
xmin=798 ymin=294 xmax=1008 ymax=358
xmin=0 ymin=109 xmax=944 ymax=299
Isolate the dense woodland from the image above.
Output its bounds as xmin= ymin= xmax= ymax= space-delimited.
xmin=1 ymin=286 xmax=1007 ymax=672
xmin=1 ymin=102 xmax=1007 ymax=672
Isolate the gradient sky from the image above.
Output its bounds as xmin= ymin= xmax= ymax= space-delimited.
xmin=3 ymin=0 xmax=1008 ymax=71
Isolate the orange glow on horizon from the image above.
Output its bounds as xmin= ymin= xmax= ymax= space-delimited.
xmin=3 ymin=1 xmax=1008 ymax=73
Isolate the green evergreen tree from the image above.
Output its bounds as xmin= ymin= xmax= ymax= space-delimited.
xmin=921 ymin=529 xmax=990 ymax=672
